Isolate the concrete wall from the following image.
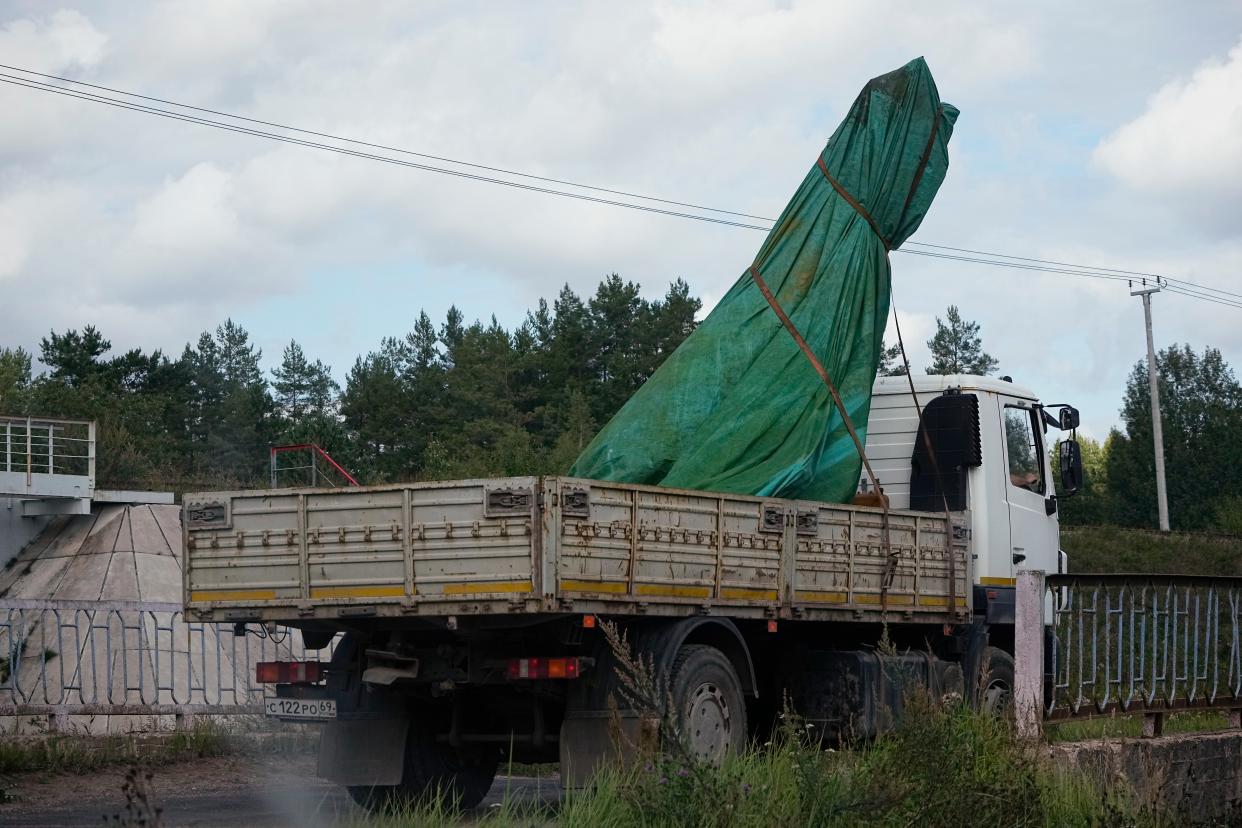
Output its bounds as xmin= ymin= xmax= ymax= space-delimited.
xmin=1051 ymin=731 xmax=1242 ymax=823
xmin=0 ymin=497 xmax=48 ymax=568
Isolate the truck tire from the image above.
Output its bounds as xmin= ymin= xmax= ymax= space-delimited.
xmin=979 ymin=646 xmax=1015 ymax=716
xmin=347 ymin=719 xmax=498 ymax=812
xmin=668 ymin=644 xmax=747 ymax=764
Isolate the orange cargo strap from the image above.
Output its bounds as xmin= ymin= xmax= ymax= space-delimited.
xmin=746 ymin=265 xmax=884 ymax=503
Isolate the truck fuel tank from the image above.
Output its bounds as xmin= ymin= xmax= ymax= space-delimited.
xmin=785 ymin=649 xmax=964 ymax=742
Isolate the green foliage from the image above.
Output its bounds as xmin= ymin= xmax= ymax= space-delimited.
xmin=272 ymin=340 xmax=338 ymax=423
xmin=1050 ymin=434 xmax=1112 ymax=525
xmin=2 ymin=276 xmax=697 ymax=494
xmin=1062 ymin=524 xmax=1242 ymax=575
xmin=876 ymin=341 xmax=908 ymax=377
xmin=337 ymin=276 xmax=699 ymax=484
xmin=39 ymin=325 xmax=111 ymax=387
xmin=272 ymin=340 xmax=342 ymax=454
xmin=349 ymin=701 xmax=1151 ymax=827
xmin=925 ymin=305 xmax=998 ymax=376
xmin=1105 ymin=344 xmax=1242 ymax=531
xmin=0 ymin=346 xmax=32 ymax=412
xmin=0 ymin=720 xmax=289 ymax=776
xmin=1046 ymin=710 xmax=1228 ymax=742
xmin=1215 ymin=496 xmax=1242 ymax=535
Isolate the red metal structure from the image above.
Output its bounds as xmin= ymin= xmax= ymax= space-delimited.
xmin=269 ymin=444 xmax=360 ymax=489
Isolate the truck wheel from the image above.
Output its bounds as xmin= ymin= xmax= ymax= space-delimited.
xmin=668 ymin=644 xmax=746 ymax=764
xmin=348 ymin=720 xmax=498 ymax=812
xmin=979 ymin=647 xmax=1015 ymax=716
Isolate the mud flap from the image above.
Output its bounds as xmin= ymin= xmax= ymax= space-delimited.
xmin=559 ymin=710 xmax=658 ymax=788
xmin=317 ymin=717 xmax=408 ymax=786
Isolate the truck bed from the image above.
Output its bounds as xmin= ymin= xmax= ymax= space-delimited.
xmin=182 ymin=476 xmax=971 ymax=623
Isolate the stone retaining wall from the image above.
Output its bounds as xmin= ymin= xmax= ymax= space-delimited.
xmin=1051 ymin=731 xmax=1242 ymax=824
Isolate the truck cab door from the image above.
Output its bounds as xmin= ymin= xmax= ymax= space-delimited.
xmin=999 ymin=401 xmax=1058 ymax=577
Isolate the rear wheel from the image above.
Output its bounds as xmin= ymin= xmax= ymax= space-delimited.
xmin=978 ymin=646 xmax=1015 ymax=716
xmin=347 ymin=719 xmax=498 ymax=812
xmin=668 ymin=645 xmax=747 ymax=764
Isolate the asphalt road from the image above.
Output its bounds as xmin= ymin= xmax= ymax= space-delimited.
xmin=0 ymin=756 xmax=561 ymax=827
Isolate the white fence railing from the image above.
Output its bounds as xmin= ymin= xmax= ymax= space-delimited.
xmin=1015 ymin=571 xmax=1242 ymax=737
xmin=0 ymin=599 xmax=336 ymax=730
xmin=0 ymin=415 xmax=95 ymax=500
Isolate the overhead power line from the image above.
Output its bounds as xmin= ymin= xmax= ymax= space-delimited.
xmin=0 ymin=63 xmax=773 ymax=223
xmin=0 ymin=73 xmax=768 ymax=232
xmin=904 ymin=242 xmax=1242 ymax=302
xmin=1 ymin=64 xmax=1238 ymax=312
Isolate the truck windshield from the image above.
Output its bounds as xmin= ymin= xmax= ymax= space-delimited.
xmin=1004 ymin=406 xmax=1045 ymax=494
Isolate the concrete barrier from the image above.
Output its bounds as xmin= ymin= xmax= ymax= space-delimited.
xmin=1051 ymin=731 xmax=1242 ymax=823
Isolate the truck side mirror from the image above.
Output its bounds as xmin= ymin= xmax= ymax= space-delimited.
xmin=1058 ymin=439 xmax=1083 ymax=496
xmin=1058 ymin=406 xmax=1080 ymax=431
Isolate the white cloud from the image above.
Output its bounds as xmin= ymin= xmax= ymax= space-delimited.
xmin=1094 ymin=37 xmax=1242 ymax=236
xmin=0 ymin=9 xmax=108 ymax=72
xmin=130 ymin=164 xmax=238 ymax=251
xmin=0 ymin=181 xmax=89 ymax=282
xmin=0 ymin=0 xmax=1238 ymax=438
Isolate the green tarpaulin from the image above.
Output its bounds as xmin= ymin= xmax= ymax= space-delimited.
xmin=570 ymin=58 xmax=958 ymax=503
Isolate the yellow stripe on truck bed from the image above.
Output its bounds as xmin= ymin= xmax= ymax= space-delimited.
xmin=979 ymin=577 xmax=1016 ymax=586
xmin=719 ymin=587 xmax=778 ymax=601
xmin=635 ymin=584 xmax=712 ymax=599
xmin=795 ymin=590 xmax=848 ymax=603
xmin=561 ymin=579 xmax=629 ymax=594
xmin=309 ymin=585 xmax=406 ymax=599
xmin=189 ymin=588 xmax=278 ymax=602
xmin=917 ymin=595 xmax=969 ymax=607
xmin=441 ymin=580 xmax=532 ymax=595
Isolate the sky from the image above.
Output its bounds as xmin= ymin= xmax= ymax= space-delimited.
xmin=1 ymin=0 xmax=1241 ymax=440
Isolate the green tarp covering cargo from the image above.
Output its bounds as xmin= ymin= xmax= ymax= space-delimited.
xmin=571 ymin=57 xmax=958 ymax=503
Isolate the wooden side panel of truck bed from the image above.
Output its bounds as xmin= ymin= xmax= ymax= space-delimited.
xmin=183 ymin=476 xmax=970 ymax=623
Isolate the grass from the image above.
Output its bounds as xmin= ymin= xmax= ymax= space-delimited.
xmin=340 ymin=700 xmax=1159 ymax=827
xmin=1046 ymin=710 xmax=1230 ymax=742
xmin=337 ymin=619 xmax=1163 ymax=827
xmin=1062 ymin=525 xmax=1242 ymax=576
xmin=0 ymin=719 xmax=315 ymax=776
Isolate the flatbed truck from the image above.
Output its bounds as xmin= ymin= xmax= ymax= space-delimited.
xmin=182 ymin=374 xmax=1081 ymax=808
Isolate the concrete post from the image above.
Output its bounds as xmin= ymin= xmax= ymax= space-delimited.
xmin=1014 ymin=569 xmax=1046 ymax=739
xmin=47 ymin=709 xmax=69 ymax=733
xmin=1132 ymin=285 xmax=1170 ymax=531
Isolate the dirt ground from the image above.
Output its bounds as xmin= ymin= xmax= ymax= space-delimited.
xmin=0 ymin=754 xmax=558 ymax=827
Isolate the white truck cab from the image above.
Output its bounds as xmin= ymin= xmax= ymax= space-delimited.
xmin=864 ymin=374 xmax=1080 ymax=590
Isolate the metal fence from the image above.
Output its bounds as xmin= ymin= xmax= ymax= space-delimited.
xmin=0 ymin=416 xmax=94 ymax=478
xmin=0 ymin=415 xmax=95 ymax=501
xmin=1014 ymin=571 xmax=1242 ymax=737
xmin=0 ymin=599 xmax=336 ymax=730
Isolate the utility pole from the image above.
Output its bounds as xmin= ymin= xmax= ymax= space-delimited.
xmin=1131 ymin=281 xmax=1170 ymax=531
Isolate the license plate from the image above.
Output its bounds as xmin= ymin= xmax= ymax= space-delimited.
xmin=265 ymin=697 xmax=336 ymax=720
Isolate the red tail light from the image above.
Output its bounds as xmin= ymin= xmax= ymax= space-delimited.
xmin=256 ymin=661 xmax=325 ymax=684
xmin=506 ymin=657 xmax=581 ymax=680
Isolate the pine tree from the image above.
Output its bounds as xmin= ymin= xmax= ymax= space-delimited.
xmin=877 ymin=341 xmax=908 ymax=376
xmin=0 ymin=347 xmax=32 ymax=412
xmin=272 ymin=341 xmax=339 ymax=423
xmin=39 ymin=326 xmax=111 ymax=386
xmin=179 ymin=320 xmax=273 ymax=483
xmin=215 ymin=319 xmax=264 ymax=387
xmin=925 ymin=306 xmax=998 ymax=376
xmin=340 ymin=349 xmax=409 ymax=482
xmin=587 ymin=274 xmax=647 ymax=419
xmin=644 ymin=278 xmax=701 ymax=382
